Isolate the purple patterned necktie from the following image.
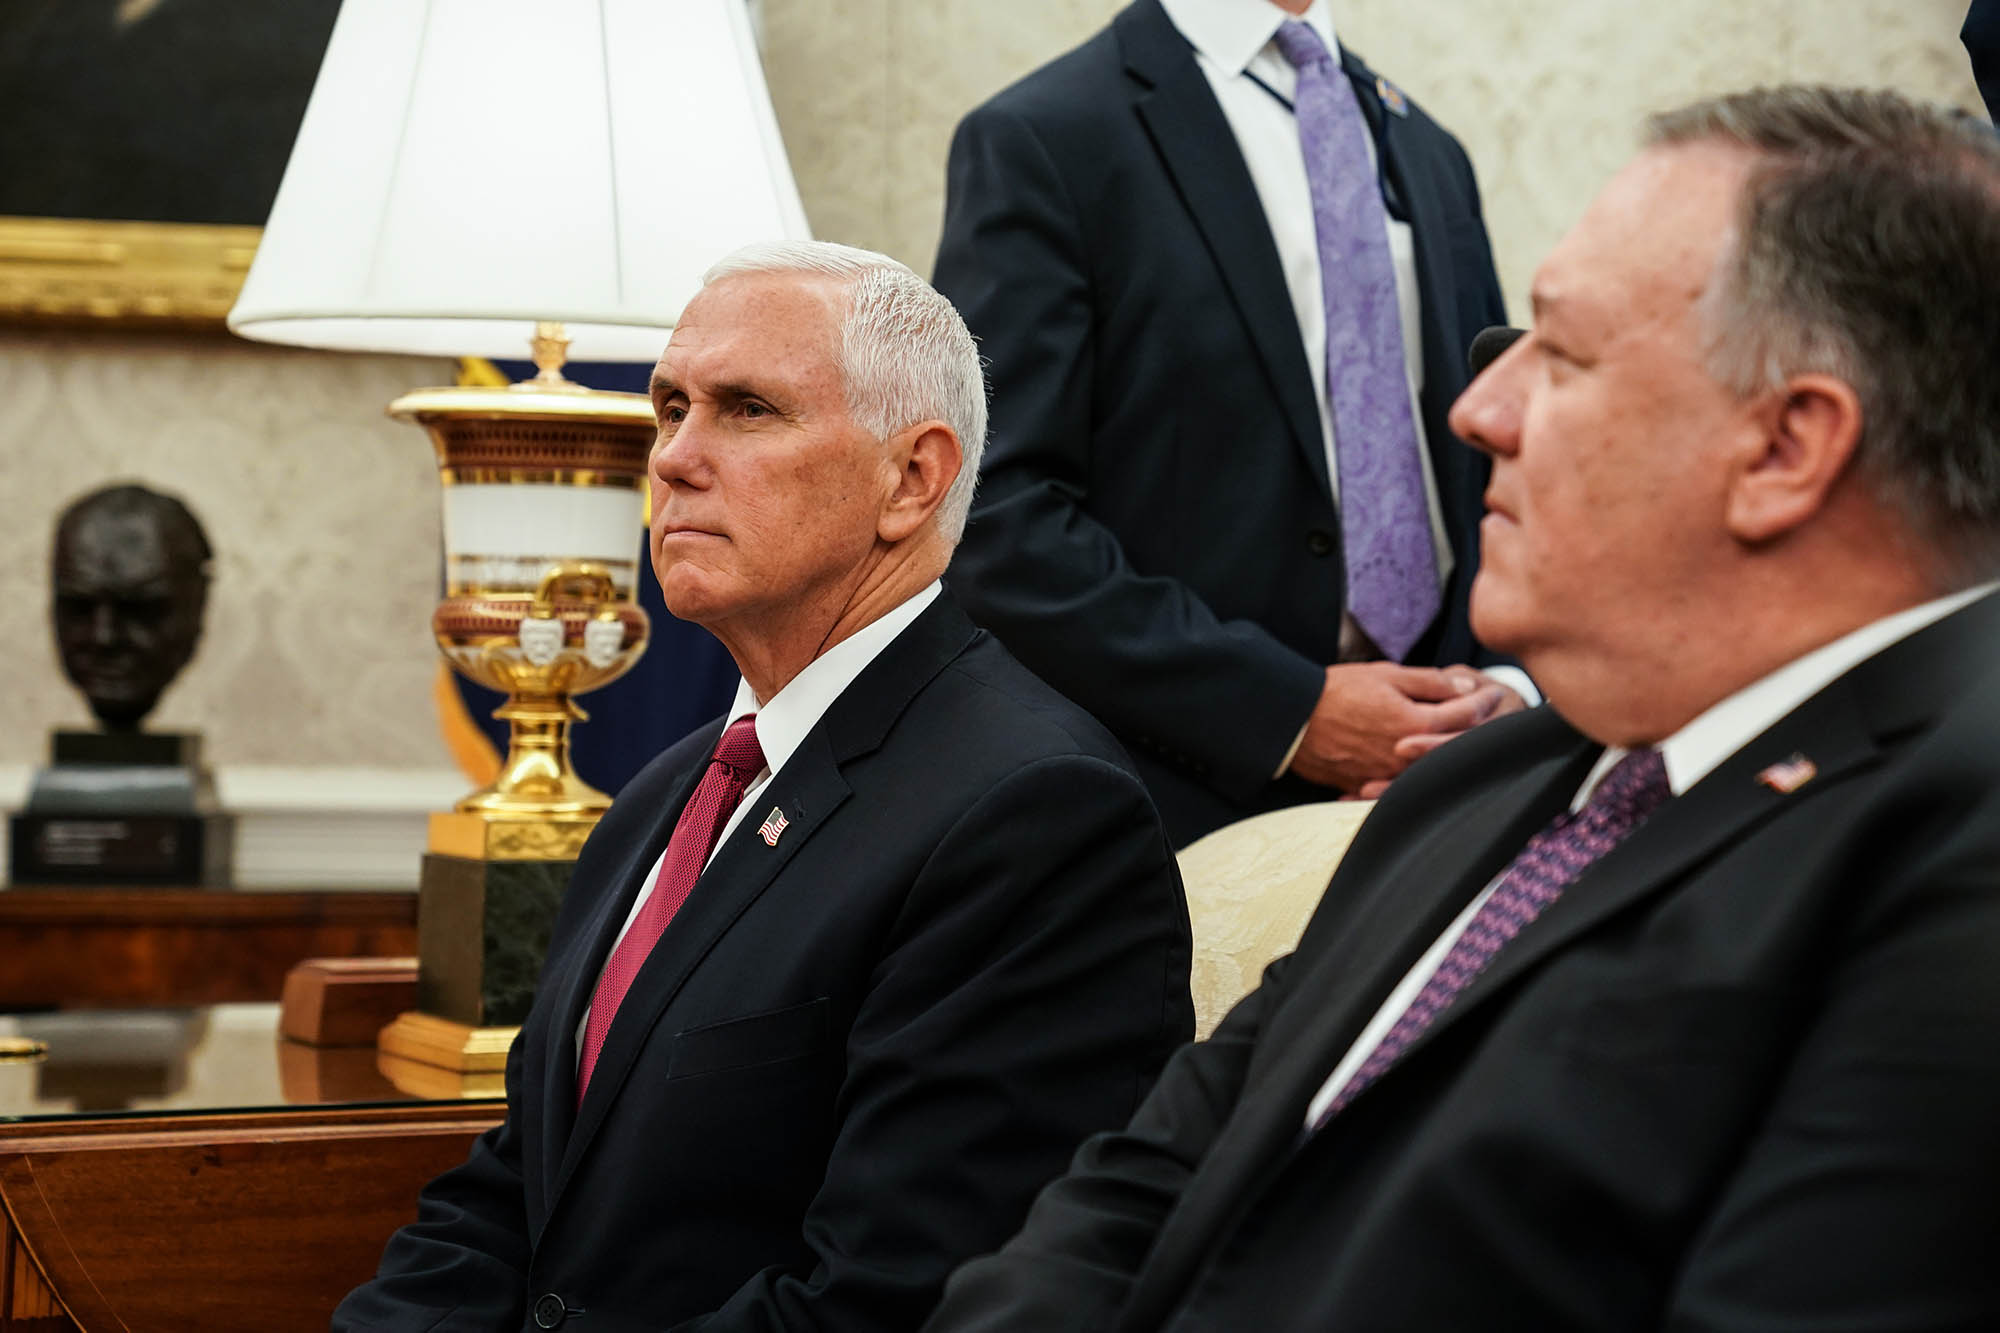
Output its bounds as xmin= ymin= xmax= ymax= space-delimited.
xmin=1312 ymin=748 xmax=1671 ymax=1128
xmin=1273 ymin=21 xmax=1438 ymax=662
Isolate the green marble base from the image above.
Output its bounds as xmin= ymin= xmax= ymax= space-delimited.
xmin=415 ymin=853 xmax=573 ymax=1027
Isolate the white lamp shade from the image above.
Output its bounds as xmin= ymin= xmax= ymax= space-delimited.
xmin=228 ymin=0 xmax=810 ymax=362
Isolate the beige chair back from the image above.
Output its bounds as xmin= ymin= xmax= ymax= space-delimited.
xmin=1176 ymin=801 xmax=1372 ymax=1039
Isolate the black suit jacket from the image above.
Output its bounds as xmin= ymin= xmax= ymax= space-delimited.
xmin=925 ymin=593 xmax=2000 ymax=1331
xmin=335 ymin=595 xmax=1194 ymax=1333
xmin=934 ymin=0 xmax=1510 ymax=844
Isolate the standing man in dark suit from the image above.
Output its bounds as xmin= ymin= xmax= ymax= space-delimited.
xmin=935 ymin=0 xmax=1526 ymax=845
xmin=924 ymin=86 xmax=2000 ymax=1330
xmin=334 ymin=242 xmax=1194 ymax=1333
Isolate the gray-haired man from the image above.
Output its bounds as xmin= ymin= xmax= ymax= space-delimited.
xmin=337 ymin=242 xmax=1193 ymax=1333
xmin=926 ymin=86 xmax=2000 ymax=1332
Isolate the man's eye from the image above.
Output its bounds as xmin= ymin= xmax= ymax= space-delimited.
xmin=741 ymin=400 xmax=771 ymax=419
xmin=659 ymin=404 xmax=686 ymax=426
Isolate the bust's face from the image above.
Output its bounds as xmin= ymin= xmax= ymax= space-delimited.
xmin=52 ymin=507 xmax=208 ymax=731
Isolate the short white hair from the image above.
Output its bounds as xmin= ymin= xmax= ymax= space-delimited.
xmin=700 ymin=240 xmax=988 ymax=545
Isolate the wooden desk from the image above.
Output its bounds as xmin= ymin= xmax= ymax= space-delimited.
xmin=0 ymin=889 xmax=416 ymax=1008
xmin=0 ymin=1006 xmax=503 ymax=1333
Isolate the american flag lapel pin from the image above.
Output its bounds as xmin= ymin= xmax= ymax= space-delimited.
xmin=757 ymin=806 xmax=790 ymax=847
xmin=1755 ymin=753 xmax=1817 ymax=794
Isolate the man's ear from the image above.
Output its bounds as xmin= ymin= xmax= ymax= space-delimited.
xmin=1726 ymin=373 xmax=1865 ymax=543
xmin=878 ymin=421 xmax=962 ymax=544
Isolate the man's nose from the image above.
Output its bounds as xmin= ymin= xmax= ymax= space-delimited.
xmin=1449 ymin=335 xmax=1527 ymax=459
xmin=650 ymin=414 xmax=709 ymax=489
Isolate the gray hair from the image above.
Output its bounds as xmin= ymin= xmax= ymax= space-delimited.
xmin=700 ymin=240 xmax=988 ymax=545
xmin=1647 ymin=86 xmax=2000 ymax=582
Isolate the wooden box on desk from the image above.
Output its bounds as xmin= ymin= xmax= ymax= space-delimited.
xmin=279 ymin=956 xmax=419 ymax=1046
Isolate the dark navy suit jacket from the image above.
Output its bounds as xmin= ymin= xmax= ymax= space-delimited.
xmin=927 ymin=593 xmax=2000 ymax=1331
xmin=335 ymin=594 xmax=1194 ymax=1333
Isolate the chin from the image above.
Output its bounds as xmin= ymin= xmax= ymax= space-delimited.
xmin=1467 ymin=578 xmax=1526 ymax=656
xmin=656 ymin=573 xmax=738 ymax=630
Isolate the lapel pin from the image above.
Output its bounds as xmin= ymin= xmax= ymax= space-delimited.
xmin=1755 ymin=753 xmax=1817 ymax=794
xmin=1376 ymin=75 xmax=1410 ymax=118
xmin=757 ymin=806 xmax=790 ymax=847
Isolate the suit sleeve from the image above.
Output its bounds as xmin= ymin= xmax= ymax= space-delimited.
xmin=673 ymin=752 xmax=1195 ymax=1333
xmin=919 ymin=948 xmax=1290 ymax=1333
xmin=934 ymin=104 xmax=1326 ymax=804
xmin=330 ymin=1039 xmax=534 ymax=1331
xmin=1664 ymin=829 xmax=2000 ymax=1329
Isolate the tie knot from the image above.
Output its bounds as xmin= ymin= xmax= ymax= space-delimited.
xmin=712 ymin=715 xmax=765 ymax=777
xmin=1584 ymin=747 xmax=1670 ymax=828
xmin=1272 ymin=20 xmax=1332 ymax=71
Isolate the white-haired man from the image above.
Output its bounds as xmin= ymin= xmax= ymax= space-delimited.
xmin=336 ymin=242 xmax=1194 ymax=1333
xmin=925 ymin=86 xmax=2000 ymax=1331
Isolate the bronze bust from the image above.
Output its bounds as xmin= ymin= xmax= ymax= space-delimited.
xmin=51 ymin=484 xmax=212 ymax=733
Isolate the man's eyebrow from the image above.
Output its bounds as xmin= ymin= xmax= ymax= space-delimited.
xmin=709 ymin=380 xmax=777 ymax=404
xmin=648 ymin=372 xmax=681 ymax=402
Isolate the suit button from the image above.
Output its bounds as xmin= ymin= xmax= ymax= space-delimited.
xmin=1306 ymin=528 xmax=1336 ymax=557
xmin=533 ymin=1293 xmax=567 ymax=1328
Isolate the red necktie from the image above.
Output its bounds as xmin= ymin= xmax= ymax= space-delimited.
xmin=576 ymin=715 xmax=765 ymax=1102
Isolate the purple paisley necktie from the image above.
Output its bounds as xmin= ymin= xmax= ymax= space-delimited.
xmin=1274 ymin=20 xmax=1439 ymax=661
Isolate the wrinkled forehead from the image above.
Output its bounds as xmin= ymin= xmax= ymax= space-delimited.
xmin=1532 ymin=142 xmax=1755 ymax=340
xmin=655 ymin=271 xmax=847 ymax=392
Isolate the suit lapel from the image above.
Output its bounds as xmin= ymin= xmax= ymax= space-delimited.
xmin=1118 ymin=711 xmax=1596 ymax=1314
xmin=546 ymin=595 xmax=982 ymax=1209
xmin=1346 ymin=590 xmax=2000 ymax=1102
xmin=1376 ymin=689 xmax=1879 ymax=1081
xmin=529 ymin=733 xmax=717 ymax=1189
xmin=550 ymin=739 xmax=852 ymax=1203
xmin=1239 ymin=715 xmax=1595 ymax=1145
xmin=1116 ymin=1 xmax=1328 ymax=494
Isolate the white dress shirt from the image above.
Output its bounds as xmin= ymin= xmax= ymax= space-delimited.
xmin=576 ymin=581 xmax=944 ymax=1061
xmin=1301 ymin=582 xmax=1999 ymax=1127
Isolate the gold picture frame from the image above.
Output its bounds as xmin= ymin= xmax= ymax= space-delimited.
xmin=0 ymin=215 xmax=262 ymax=332
xmin=0 ymin=0 xmax=345 ymax=334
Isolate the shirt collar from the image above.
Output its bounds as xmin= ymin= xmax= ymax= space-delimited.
xmin=1575 ymin=582 xmax=1999 ymax=808
xmin=1160 ymin=0 xmax=1339 ymax=80
xmin=723 ymin=581 xmax=943 ymax=781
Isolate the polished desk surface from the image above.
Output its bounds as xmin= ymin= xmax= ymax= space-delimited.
xmin=0 ymin=1001 xmax=466 ymax=1118
xmin=0 ymin=1005 xmax=502 ymax=1333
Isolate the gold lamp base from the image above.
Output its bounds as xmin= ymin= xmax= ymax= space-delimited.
xmin=455 ymin=692 xmax=614 ymax=819
xmin=381 ymin=342 xmax=660 ymax=1078
xmin=427 ymin=811 xmax=599 ymax=863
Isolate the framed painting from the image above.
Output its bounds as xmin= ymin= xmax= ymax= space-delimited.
xmin=0 ymin=0 xmax=342 ymax=330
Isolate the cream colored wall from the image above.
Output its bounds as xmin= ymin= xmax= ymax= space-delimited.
xmin=0 ymin=0 xmax=1984 ymax=771
xmin=764 ymin=0 xmax=1985 ymax=310
xmin=0 ymin=335 xmax=453 ymax=768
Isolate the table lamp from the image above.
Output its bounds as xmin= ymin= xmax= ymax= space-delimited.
xmin=228 ymin=0 xmax=810 ymax=1076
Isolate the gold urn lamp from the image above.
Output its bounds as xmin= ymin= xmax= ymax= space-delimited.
xmin=224 ymin=0 xmax=810 ymax=1081
xmin=399 ymin=340 xmax=656 ymax=852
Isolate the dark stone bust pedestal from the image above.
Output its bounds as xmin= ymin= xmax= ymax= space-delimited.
xmin=7 ymin=730 xmax=233 ymax=887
